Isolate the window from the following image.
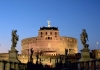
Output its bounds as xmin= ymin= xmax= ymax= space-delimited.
xmin=48 ymin=37 xmax=50 ymax=39
xmin=55 ymin=32 xmax=57 ymax=35
xmin=50 ymin=32 xmax=52 ymax=35
xmin=47 ymin=37 xmax=52 ymax=40
xmin=41 ymin=32 xmax=42 ymax=34
xmin=55 ymin=32 xmax=57 ymax=37
xmin=46 ymin=32 xmax=47 ymax=35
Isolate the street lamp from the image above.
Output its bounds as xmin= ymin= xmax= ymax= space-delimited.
xmin=96 ymin=42 xmax=99 ymax=49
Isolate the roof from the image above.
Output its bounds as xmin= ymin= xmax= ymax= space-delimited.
xmin=40 ymin=26 xmax=58 ymax=30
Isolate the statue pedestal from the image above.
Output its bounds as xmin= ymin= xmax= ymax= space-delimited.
xmin=8 ymin=47 xmax=20 ymax=62
xmin=79 ymin=47 xmax=92 ymax=62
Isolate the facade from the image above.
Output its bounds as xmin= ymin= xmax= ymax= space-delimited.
xmin=0 ymin=21 xmax=79 ymax=66
xmin=21 ymin=21 xmax=78 ymax=55
xmin=91 ymin=49 xmax=100 ymax=59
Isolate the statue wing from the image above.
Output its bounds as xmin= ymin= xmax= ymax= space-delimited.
xmin=86 ymin=33 xmax=88 ymax=38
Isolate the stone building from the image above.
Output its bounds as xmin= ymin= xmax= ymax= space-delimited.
xmin=0 ymin=21 xmax=79 ymax=66
xmin=91 ymin=49 xmax=100 ymax=59
xmin=21 ymin=21 xmax=78 ymax=55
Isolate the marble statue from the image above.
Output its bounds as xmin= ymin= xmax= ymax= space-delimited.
xmin=79 ymin=29 xmax=92 ymax=62
xmin=11 ymin=30 xmax=19 ymax=47
xmin=80 ymin=29 xmax=89 ymax=48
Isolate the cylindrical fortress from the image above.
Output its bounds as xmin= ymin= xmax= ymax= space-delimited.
xmin=21 ymin=24 xmax=78 ymax=55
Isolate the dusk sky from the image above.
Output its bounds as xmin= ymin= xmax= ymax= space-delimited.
xmin=0 ymin=0 xmax=100 ymax=53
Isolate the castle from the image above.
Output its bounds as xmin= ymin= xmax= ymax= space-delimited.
xmin=0 ymin=21 xmax=79 ymax=66
xmin=1 ymin=21 xmax=100 ymax=69
xmin=21 ymin=21 xmax=78 ymax=55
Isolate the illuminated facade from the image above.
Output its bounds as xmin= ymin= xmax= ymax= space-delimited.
xmin=0 ymin=21 xmax=79 ymax=66
xmin=91 ymin=49 xmax=100 ymax=59
xmin=21 ymin=21 xmax=78 ymax=55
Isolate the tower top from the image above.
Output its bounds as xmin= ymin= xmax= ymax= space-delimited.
xmin=40 ymin=20 xmax=58 ymax=30
xmin=47 ymin=20 xmax=51 ymax=27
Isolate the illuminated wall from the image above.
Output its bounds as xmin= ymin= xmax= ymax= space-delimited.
xmin=21 ymin=26 xmax=78 ymax=55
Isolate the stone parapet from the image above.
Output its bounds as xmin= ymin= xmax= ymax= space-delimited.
xmin=0 ymin=60 xmax=27 ymax=70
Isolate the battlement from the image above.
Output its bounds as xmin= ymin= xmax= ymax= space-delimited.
xmin=0 ymin=53 xmax=9 ymax=56
xmin=67 ymin=53 xmax=81 ymax=59
xmin=40 ymin=26 xmax=58 ymax=30
xmin=0 ymin=53 xmax=81 ymax=59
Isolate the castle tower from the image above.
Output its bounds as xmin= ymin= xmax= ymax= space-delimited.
xmin=21 ymin=21 xmax=78 ymax=55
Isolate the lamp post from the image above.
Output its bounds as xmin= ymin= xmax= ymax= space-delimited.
xmin=96 ymin=42 xmax=99 ymax=49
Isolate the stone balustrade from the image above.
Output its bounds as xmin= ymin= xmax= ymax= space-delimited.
xmin=67 ymin=59 xmax=100 ymax=70
xmin=0 ymin=60 xmax=27 ymax=70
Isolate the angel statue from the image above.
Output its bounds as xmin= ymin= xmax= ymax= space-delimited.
xmin=11 ymin=30 xmax=19 ymax=47
xmin=80 ymin=29 xmax=89 ymax=48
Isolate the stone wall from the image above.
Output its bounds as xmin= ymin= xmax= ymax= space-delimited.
xmin=21 ymin=26 xmax=78 ymax=55
xmin=0 ymin=54 xmax=61 ymax=66
xmin=0 ymin=53 xmax=81 ymax=66
xmin=21 ymin=36 xmax=78 ymax=55
xmin=91 ymin=49 xmax=100 ymax=59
